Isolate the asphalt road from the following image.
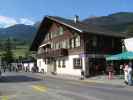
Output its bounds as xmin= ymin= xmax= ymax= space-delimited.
xmin=0 ymin=72 xmax=133 ymax=100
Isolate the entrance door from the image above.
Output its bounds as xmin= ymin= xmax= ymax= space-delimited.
xmin=87 ymin=58 xmax=106 ymax=76
xmin=47 ymin=58 xmax=56 ymax=74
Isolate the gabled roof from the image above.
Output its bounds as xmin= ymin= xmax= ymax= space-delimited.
xmin=30 ymin=16 xmax=128 ymax=51
xmin=47 ymin=16 xmax=128 ymax=37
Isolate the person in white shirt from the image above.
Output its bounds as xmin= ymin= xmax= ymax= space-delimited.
xmin=123 ymin=63 xmax=128 ymax=84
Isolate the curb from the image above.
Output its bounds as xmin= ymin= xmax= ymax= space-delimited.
xmin=35 ymin=73 xmax=126 ymax=86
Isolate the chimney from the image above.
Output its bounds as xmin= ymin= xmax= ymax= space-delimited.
xmin=74 ymin=15 xmax=79 ymax=23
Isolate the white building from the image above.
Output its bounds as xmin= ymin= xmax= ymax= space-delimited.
xmin=30 ymin=16 xmax=126 ymax=77
xmin=124 ymin=37 xmax=133 ymax=51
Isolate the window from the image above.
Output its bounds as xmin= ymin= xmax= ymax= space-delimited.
xmin=56 ymin=42 xmax=59 ymax=49
xmin=73 ymin=58 xmax=82 ymax=69
xmin=66 ymin=39 xmax=70 ymax=48
xmin=59 ymin=27 xmax=64 ymax=35
xmin=71 ymin=38 xmax=75 ymax=48
xmin=62 ymin=41 xmax=66 ymax=48
xmin=62 ymin=59 xmax=66 ymax=68
xmin=59 ymin=42 xmax=62 ymax=48
xmin=51 ymin=42 xmax=54 ymax=49
xmin=75 ymin=36 xmax=80 ymax=47
xmin=58 ymin=60 xmax=61 ymax=68
xmin=51 ymin=32 xmax=53 ymax=38
xmin=38 ymin=48 xmax=43 ymax=54
xmin=45 ymin=59 xmax=51 ymax=64
xmin=45 ymin=33 xmax=51 ymax=41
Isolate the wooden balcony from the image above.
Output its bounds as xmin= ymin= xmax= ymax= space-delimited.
xmin=37 ymin=48 xmax=68 ymax=58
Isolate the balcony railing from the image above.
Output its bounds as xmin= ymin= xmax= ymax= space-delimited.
xmin=37 ymin=48 xmax=68 ymax=58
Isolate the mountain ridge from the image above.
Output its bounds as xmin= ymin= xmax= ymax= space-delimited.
xmin=83 ymin=12 xmax=133 ymax=32
xmin=0 ymin=24 xmax=37 ymax=42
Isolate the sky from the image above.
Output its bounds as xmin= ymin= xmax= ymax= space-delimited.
xmin=0 ymin=0 xmax=133 ymax=28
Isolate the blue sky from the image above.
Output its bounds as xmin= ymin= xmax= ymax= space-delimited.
xmin=0 ymin=0 xmax=133 ymax=27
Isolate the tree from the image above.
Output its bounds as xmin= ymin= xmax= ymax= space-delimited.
xmin=127 ymin=25 xmax=133 ymax=33
xmin=2 ymin=38 xmax=14 ymax=65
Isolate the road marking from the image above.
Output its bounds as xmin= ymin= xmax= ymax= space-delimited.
xmin=82 ymin=80 xmax=98 ymax=84
xmin=2 ymin=96 xmax=8 ymax=100
xmin=32 ymin=84 xmax=48 ymax=92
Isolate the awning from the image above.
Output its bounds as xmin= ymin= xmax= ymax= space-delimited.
xmin=106 ymin=51 xmax=133 ymax=61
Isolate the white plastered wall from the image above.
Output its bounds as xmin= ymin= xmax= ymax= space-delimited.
xmin=56 ymin=55 xmax=82 ymax=76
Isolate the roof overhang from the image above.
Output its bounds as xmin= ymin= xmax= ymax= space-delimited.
xmin=39 ymin=42 xmax=51 ymax=48
xmin=47 ymin=16 xmax=83 ymax=33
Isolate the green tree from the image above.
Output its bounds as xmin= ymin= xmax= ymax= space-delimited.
xmin=2 ymin=38 xmax=14 ymax=64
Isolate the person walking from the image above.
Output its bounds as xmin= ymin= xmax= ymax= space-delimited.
xmin=123 ymin=63 xmax=128 ymax=84
xmin=128 ymin=62 xmax=133 ymax=86
xmin=120 ymin=64 xmax=124 ymax=79
xmin=80 ymin=70 xmax=85 ymax=80
xmin=106 ymin=64 xmax=114 ymax=80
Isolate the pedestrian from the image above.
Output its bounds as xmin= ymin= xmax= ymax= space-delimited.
xmin=120 ymin=64 xmax=124 ymax=79
xmin=106 ymin=64 xmax=114 ymax=80
xmin=42 ymin=69 xmax=46 ymax=80
xmin=123 ymin=63 xmax=128 ymax=84
xmin=128 ymin=62 xmax=133 ymax=86
xmin=80 ymin=70 xmax=85 ymax=80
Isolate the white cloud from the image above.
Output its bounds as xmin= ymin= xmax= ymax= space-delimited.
xmin=19 ymin=18 xmax=34 ymax=25
xmin=0 ymin=16 xmax=35 ymax=28
xmin=0 ymin=16 xmax=17 ymax=28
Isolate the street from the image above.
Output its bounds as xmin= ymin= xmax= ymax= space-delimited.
xmin=0 ymin=72 xmax=133 ymax=100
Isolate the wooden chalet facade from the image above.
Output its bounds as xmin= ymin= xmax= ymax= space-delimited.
xmin=30 ymin=16 xmax=127 ymax=77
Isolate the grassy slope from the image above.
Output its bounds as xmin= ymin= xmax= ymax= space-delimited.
xmin=12 ymin=45 xmax=29 ymax=58
xmin=0 ymin=39 xmax=30 ymax=58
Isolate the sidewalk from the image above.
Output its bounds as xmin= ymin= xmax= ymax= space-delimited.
xmin=36 ymin=72 xmax=126 ymax=86
xmin=84 ymin=75 xmax=126 ymax=86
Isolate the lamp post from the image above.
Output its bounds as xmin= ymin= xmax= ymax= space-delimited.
xmin=121 ymin=39 xmax=126 ymax=79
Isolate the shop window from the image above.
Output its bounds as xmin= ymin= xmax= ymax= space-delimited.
xmin=73 ymin=58 xmax=82 ymax=69
xmin=46 ymin=59 xmax=51 ymax=64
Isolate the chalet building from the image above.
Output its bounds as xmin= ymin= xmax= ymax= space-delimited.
xmin=30 ymin=16 xmax=127 ymax=77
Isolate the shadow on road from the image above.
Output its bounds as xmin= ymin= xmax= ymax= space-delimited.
xmin=0 ymin=75 xmax=42 ymax=83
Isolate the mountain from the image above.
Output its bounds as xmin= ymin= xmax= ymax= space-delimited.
xmin=0 ymin=24 xmax=37 ymax=42
xmin=83 ymin=12 xmax=133 ymax=32
xmin=33 ymin=21 xmax=41 ymax=29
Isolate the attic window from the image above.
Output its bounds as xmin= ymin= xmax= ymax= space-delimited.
xmin=59 ymin=27 xmax=64 ymax=35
